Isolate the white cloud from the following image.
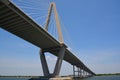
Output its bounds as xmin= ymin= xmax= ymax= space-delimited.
xmin=46 ymin=55 xmax=57 ymax=61
xmin=90 ymin=63 xmax=120 ymax=74
xmin=77 ymin=50 xmax=120 ymax=74
xmin=1 ymin=47 xmax=119 ymax=76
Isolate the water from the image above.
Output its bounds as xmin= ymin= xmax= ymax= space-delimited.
xmin=0 ymin=77 xmax=30 ymax=80
xmin=0 ymin=76 xmax=120 ymax=80
xmin=81 ymin=76 xmax=120 ymax=80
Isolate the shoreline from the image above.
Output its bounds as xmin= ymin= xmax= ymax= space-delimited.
xmin=0 ymin=73 xmax=120 ymax=77
xmin=96 ymin=73 xmax=120 ymax=76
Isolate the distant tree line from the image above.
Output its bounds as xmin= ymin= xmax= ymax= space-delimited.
xmin=0 ymin=75 xmax=40 ymax=78
xmin=96 ymin=73 xmax=120 ymax=76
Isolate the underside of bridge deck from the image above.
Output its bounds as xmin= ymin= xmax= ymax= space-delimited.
xmin=0 ymin=0 xmax=95 ymax=78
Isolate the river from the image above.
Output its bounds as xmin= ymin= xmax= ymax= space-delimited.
xmin=80 ymin=75 xmax=120 ymax=80
xmin=0 ymin=75 xmax=120 ymax=80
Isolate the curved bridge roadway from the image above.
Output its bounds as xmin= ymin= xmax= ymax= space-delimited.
xmin=0 ymin=0 xmax=95 ymax=77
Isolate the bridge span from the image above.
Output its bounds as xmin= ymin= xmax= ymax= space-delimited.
xmin=0 ymin=0 xmax=95 ymax=78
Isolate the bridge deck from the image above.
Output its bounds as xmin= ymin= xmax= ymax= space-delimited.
xmin=0 ymin=0 xmax=95 ymax=75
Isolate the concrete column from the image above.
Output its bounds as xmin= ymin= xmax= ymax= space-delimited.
xmin=81 ymin=69 xmax=83 ymax=78
xmin=45 ymin=3 xmax=53 ymax=31
xmin=78 ymin=68 xmax=80 ymax=77
xmin=53 ymin=46 xmax=65 ymax=77
xmin=86 ymin=72 xmax=88 ymax=77
xmin=39 ymin=49 xmax=50 ymax=76
xmin=83 ymin=70 xmax=85 ymax=77
xmin=73 ymin=65 xmax=75 ymax=77
xmin=80 ymin=68 xmax=82 ymax=77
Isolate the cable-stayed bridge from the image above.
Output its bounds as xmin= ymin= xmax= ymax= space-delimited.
xmin=0 ymin=0 xmax=95 ymax=78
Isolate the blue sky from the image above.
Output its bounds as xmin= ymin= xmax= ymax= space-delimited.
xmin=0 ymin=0 xmax=120 ymax=76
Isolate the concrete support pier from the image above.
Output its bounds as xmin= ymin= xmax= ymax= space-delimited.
xmin=73 ymin=65 xmax=93 ymax=79
xmin=40 ymin=49 xmax=50 ymax=76
xmin=39 ymin=44 xmax=66 ymax=78
xmin=29 ymin=76 xmax=72 ymax=80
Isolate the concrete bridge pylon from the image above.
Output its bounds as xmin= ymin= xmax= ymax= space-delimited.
xmin=40 ymin=2 xmax=66 ymax=77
